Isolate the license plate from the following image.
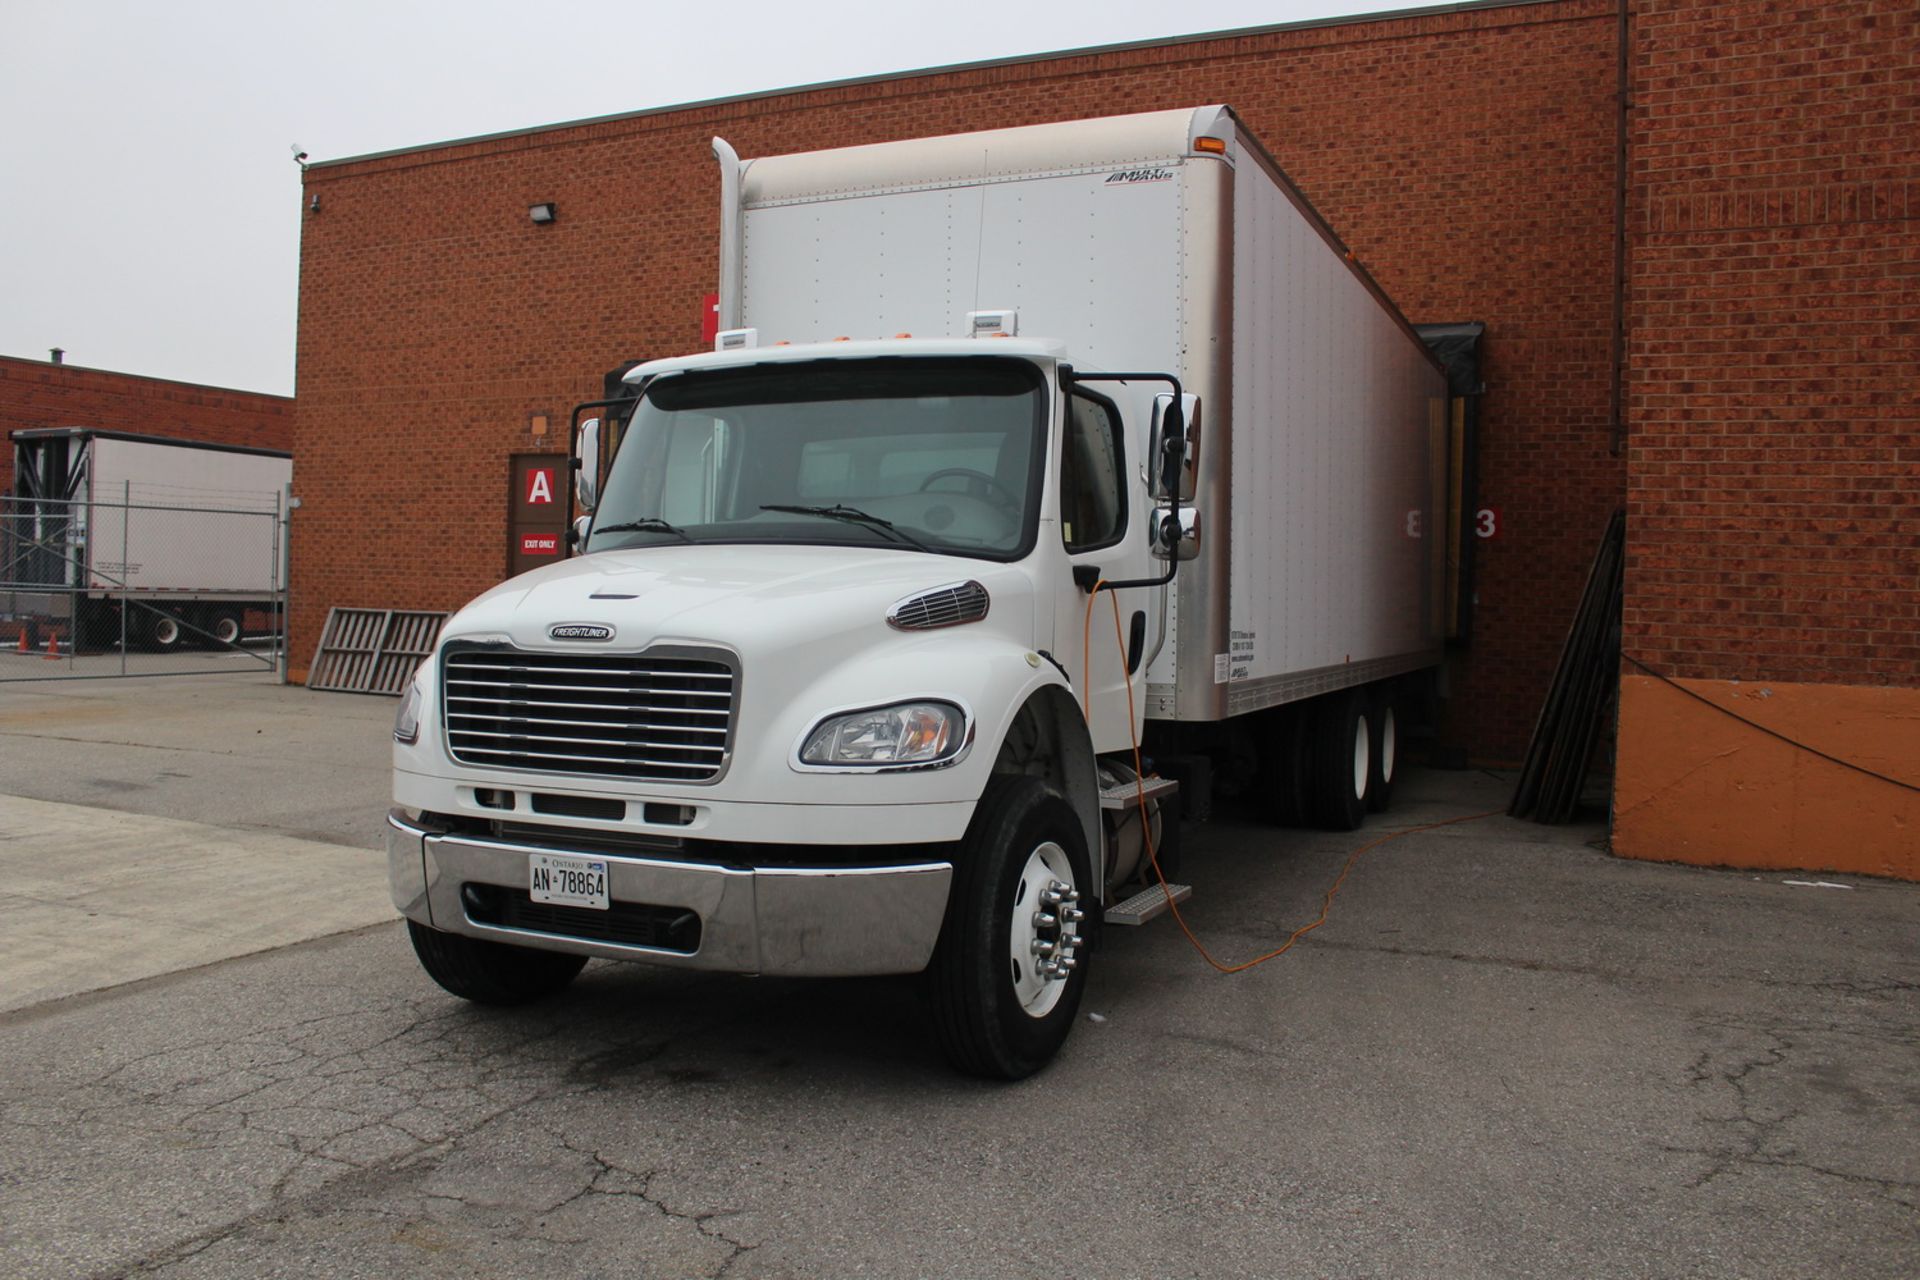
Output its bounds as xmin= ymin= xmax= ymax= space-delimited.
xmin=529 ymin=852 xmax=610 ymax=911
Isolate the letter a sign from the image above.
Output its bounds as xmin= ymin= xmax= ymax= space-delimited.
xmin=526 ymin=466 xmax=555 ymax=506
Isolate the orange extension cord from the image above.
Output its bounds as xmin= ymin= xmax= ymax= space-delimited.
xmin=1083 ymin=580 xmax=1499 ymax=974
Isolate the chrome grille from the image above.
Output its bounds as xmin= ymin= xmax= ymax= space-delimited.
xmin=887 ymin=580 xmax=990 ymax=631
xmin=442 ymin=646 xmax=736 ymax=782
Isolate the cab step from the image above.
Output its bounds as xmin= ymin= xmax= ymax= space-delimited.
xmin=1097 ymin=774 xmax=1181 ymax=811
xmin=1103 ymin=882 xmax=1192 ymax=927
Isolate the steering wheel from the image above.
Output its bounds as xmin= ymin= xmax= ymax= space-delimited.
xmin=918 ymin=468 xmax=1020 ymax=513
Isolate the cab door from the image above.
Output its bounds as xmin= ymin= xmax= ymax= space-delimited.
xmin=1051 ymin=384 xmax=1161 ymax=754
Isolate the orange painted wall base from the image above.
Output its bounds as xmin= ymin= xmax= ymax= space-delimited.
xmin=1613 ymin=675 xmax=1920 ymax=881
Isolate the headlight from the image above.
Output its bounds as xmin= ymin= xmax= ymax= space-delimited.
xmin=393 ymin=676 xmax=424 ymax=745
xmin=800 ymin=701 xmax=968 ymax=767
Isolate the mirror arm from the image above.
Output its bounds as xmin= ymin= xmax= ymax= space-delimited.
xmin=1060 ymin=366 xmax=1184 ymax=593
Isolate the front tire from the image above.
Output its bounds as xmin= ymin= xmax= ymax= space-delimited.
xmin=926 ymin=774 xmax=1092 ymax=1079
xmin=407 ymin=920 xmax=587 ymax=1005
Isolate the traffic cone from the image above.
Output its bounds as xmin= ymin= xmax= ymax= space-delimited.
xmin=43 ymin=634 xmax=61 ymax=660
xmin=15 ymin=629 xmax=27 ymax=654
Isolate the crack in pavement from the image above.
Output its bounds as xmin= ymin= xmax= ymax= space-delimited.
xmin=1662 ymin=1024 xmax=1919 ymax=1210
xmin=550 ymin=1133 xmax=762 ymax=1278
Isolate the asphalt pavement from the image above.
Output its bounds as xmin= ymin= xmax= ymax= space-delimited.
xmin=0 ymin=673 xmax=1915 ymax=1278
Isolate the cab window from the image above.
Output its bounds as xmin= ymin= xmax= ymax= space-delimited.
xmin=1061 ymin=391 xmax=1126 ymax=552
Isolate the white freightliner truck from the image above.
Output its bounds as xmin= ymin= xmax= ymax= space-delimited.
xmin=387 ymin=106 xmax=1449 ymax=1077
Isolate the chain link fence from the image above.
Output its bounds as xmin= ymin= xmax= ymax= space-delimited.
xmin=2 ymin=492 xmax=286 ymax=681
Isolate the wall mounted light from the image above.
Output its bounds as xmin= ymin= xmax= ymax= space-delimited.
xmin=529 ymin=202 xmax=556 ymax=225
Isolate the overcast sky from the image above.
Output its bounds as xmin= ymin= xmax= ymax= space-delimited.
xmin=3 ymin=0 xmax=1419 ymax=396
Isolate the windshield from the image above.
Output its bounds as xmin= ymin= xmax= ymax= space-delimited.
xmin=587 ymin=357 xmax=1047 ymax=560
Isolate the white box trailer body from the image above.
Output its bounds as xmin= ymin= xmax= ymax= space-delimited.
xmin=722 ymin=105 xmax=1447 ymax=722
xmin=11 ymin=429 xmax=290 ymax=596
xmin=9 ymin=429 xmax=290 ymax=647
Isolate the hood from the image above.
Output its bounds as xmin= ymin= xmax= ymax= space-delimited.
xmin=443 ymin=543 xmax=1032 ymax=653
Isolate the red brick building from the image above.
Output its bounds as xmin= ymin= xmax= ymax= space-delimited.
xmin=0 ymin=355 xmax=292 ymax=497
xmin=292 ymin=0 xmax=1919 ymax=878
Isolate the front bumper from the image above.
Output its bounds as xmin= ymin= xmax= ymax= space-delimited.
xmin=387 ymin=810 xmax=953 ymax=977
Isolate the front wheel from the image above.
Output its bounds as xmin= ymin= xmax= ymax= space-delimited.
xmin=925 ymin=774 xmax=1092 ymax=1079
xmin=407 ymin=920 xmax=587 ymax=1005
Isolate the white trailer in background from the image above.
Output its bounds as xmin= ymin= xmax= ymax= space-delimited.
xmin=7 ymin=429 xmax=291 ymax=650
xmin=388 ymin=106 xmax=1453 ymax=1076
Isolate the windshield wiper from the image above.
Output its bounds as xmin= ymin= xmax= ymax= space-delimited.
xmin=591 ymin=516 xmax=694 ymax=543
xmin=760 ymin=504 xmax=932 ymax=553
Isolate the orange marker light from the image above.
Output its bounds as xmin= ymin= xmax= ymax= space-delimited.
xmin=894 ymin=332 xmax=913 ymax=339
xmin=1194 ymin=136 xmax=1227 ymax=154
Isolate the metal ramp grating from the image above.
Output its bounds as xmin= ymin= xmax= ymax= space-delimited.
xmin=308 ymin=608 xmax=447 ymax=695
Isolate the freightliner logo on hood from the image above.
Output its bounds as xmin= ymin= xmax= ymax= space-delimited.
xmin=549 ymin=623 xmax=615 ymax=642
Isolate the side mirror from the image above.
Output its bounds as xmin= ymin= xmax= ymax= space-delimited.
xmin=571 ymin=514 xmax=593 ymax=551
xmin=1148 ymin=393 xmax=1202 ymax=502
xmin=575 ymin=418 xmax=601 ymax=513
xmin=1149 ymin=506 xmax=1202 ymax=562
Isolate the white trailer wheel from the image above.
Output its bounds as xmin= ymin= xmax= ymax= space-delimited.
xmin=1380 ymin=706 xmax=1397 ymax=784
xmin=1367 ymin=696 xmax=1398 ymax=813
xmin=151 ymin=613 xmax=182 ymax=650
xmin=211 ymin=612 xmax=242 ymax=646
xmin=1351 ymin=716 xmax=1372 ymax=806
xmin=1312 ymin=689 xmax=1372 ymax=831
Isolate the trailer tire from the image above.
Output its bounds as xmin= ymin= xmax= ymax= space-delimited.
xmin=1312 ymin=688 xmax=1371 ymax=831
xmin=1261 ymin=704 xmax=1314 ymax=827
xmin=148 ymin=611 xmax=184 ymax=652
xmin=1366 ymin=691 xmax=1398 ymax=813
xmin=406 ymin=920 xmax=587 ymax=1005
xmin=209 ymin=609 xmax=243 ymax=647
xmin=925 ymin=774 xmax=1091 ymax=1079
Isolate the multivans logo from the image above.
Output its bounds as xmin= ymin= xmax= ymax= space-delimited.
xmin=549 ymin=623 xmax=615 ymax=642
xmin=1105 ymin=168 xmax=1174 ymax=185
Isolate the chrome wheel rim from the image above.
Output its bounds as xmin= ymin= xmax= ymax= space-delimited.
xmin=1009 ymin=841 xmax=1081 ymax=1018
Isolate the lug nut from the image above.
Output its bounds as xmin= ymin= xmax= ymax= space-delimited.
xmin=1062 ymin=907 xmax=1085 ymax=924
xmin=1032 ymin=911 xmax=1058 ymax=929
xmin=1032 ymin=939 xmax=1057 ymax=957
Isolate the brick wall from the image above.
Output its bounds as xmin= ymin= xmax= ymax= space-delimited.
xmin=1624 ymin=0 xmax=1920 ymax=683
xmin=0 ymin=355 xmax=293 ymax=496
xmin=294 ymin=0 xmax=1626 ymax=757
xmin=1614 ymin=0 xmax=1920 ymax=878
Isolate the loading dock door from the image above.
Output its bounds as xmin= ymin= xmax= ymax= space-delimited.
xmin=509 ymin=454 xmax=567 ymax=578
